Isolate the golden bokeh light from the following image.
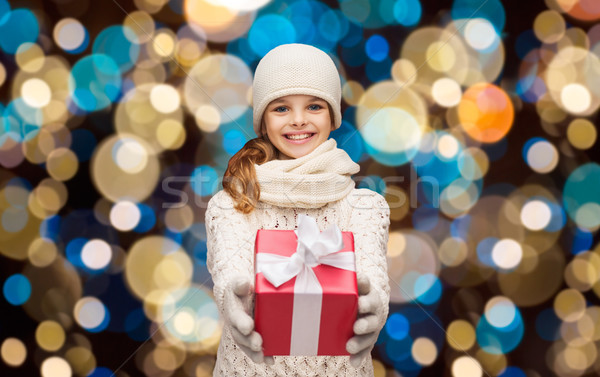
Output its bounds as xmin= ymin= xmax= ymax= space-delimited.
xmin=156 ymin=119 xmax=186 ymax=149
xmin=555 ymin=288 xmax=586 ymax=322
xmin=46 ymin=148 xmax=79 ymax=181
xmin=1 ymin=337 xmax=27 ymax=367
xmin=432 ymin=78 xmax=462 ymax=107
xmin=150 ymin=84 xmax=181 ymax=114
xmin=64 ymin=346 xmax=96 ymax=377
xmin=183 ymin=53 xmax=253 ymax=127
xmin=91 ymin=134 xmax=160 ymax=202
xmin=41 ymin=356 xmax=72 ymax=377
xmin=451 ymin=356 xmax=482 ymax=377
xmin=391 ymin=59 xmax=417 ymax=87
xmin=567 ymin=118 xmax=597 ymax=150
xmin=125 ymin=236 xmax=193 ymax=300
xmin=342 ymin=80 xmax=366 ymax=106
xmin=36 ymin=320 xmax=66 ymax=352
xmin=194 ymin=104 xmax=222 ymax=133
xmin=411 ymin=337 xmax=437 ymax=366
xmin=28 ymin=237 xmax=59 ymax=267
xmin=0 ymin=62 xmax=6 ymax=87
xmin=534 ymin=10 xmax=566 ymax=44
xmin=164 ymin=205 xmax=194 ymax=233
xmin=184 ymin=0 xmax=255 ymax=42
xmin=15 ymin=43 xmax=45 ymax=73
xmin=150 ymin=28 xmax=177 ymax=60
xmin=438 ymin=237 xmax=468 ymax=267
xmin=115 ymin=83 xmax=185 ymax=153
xmin=447 ymin=320 xmax=476 ymax=351
xmin=124 ymin=11 xmax=156 ymax=44
xmin=21 ymin=78 xmax=52 ymax=108
xmin=387 ymin=231 xmax=406 ymax=258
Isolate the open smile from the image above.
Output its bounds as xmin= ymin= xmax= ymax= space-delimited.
xmin=283 ymin=133 xmax=316 ymax=144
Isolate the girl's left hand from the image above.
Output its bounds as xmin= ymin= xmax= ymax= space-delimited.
xmin=346 ymin=274 xmax=384 ymax=368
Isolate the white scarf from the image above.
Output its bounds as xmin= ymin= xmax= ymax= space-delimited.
xmin=254 ymin=138 xmax=360 ymax=208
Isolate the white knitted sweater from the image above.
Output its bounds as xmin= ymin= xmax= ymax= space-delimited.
xmin=205 ymin=188 xmax=391 ymax=376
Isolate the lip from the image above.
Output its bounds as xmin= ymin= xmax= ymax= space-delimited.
xmin=283 ymin=132 xmax=316 ymax=144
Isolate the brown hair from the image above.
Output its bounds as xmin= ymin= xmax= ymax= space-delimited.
xmin=224 ymin=104 xmax=336 ymax=214
xmin=223 ymin=132 xmax=277 ymax=215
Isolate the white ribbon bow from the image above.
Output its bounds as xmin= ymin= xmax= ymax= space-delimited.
xmin=256 ymin=214 xmax=356 ymax=355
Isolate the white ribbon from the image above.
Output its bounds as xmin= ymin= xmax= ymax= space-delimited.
xmin=256 ymin=214 xmax=355 ymax=355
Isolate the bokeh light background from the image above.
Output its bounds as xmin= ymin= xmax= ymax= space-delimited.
xmin=0 ymin=0 xmax=599 ymax=376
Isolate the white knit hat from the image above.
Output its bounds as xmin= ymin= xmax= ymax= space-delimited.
xmin=252 ymin=43 xmax=342 ymax=137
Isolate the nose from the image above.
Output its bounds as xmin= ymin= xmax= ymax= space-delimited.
xmin=290 ymin=109 xmax=307 ymax=126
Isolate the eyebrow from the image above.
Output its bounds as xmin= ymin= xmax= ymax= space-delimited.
xmin=269 ymin=96 xmax=326 ymax=105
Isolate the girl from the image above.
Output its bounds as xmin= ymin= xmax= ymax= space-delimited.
xmin=205 ymin=43 xmax=391 ymax=376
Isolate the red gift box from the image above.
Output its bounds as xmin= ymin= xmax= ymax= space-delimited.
xmin=254 ymin=225 xmax=358 ymax=356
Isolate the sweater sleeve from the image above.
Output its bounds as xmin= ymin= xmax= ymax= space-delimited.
xmin=205 ymin=190 xmax=255 ymax=319
xmin=347 ymin=189 xmax=391 ymax=328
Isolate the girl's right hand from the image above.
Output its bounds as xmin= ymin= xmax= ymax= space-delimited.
xmin=224 ymin=276 xmax=275 ymax=365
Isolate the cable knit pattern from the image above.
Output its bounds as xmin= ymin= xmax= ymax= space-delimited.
xmin=205 ymin=188 xmax=390 ymax=377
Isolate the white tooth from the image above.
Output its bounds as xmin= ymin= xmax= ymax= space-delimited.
xmin=287 ymin=133 xmax=311 ymax=140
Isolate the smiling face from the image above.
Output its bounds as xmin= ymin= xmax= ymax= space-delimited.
xmin=262 ymin=94 xmax=335 ymax=160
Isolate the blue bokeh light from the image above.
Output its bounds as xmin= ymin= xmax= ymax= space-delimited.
xmin=413 ymin=273 xmax=442 ymax=305
xmin=515 ymin=30 xmax=541 ymax=59
xmin=476 ymin=306 xmax=524 ymax=354
xmin=0 ymin=0 xmax=9 ymax=19
xmin=319 ymin=9 xmax=346 ymax=43
xmin=385 ymin=313 xmax=410 ymax=340
xmin=365 ymin=34 xmax=389 ymax=62
xmin=476 ymin=237 xmax=498 ymax=268
xmin=451 ymin=0 xmax=505 ymax=33
xmin=248 ymin=15 xmax=296 ymax=56
xmin=223 ymin=129 xmax=247 ymax=155
xmin=570 ymin=227 xmax=593 ymax=255
xmin=365 ymin=55 xmax=392 ymax=82
xmin=394 ymin=0 xmax=422 ymax=27
xmin=340 ymin=20 xmax=363 ymax=47
xmin=563 ymin=163 xmax=600 ymax=230
xmin=191 ymin=165 xmax=219 ymax=197
xmin=0 ymin=8 xmax=39 ymax=54
xmin=3 ymin=273 xmax=31 ymax=305
xmin=87 ymin=367 xmax=114 ymax=377
xmin=125 ymin=307 xmax=150 ymax=341
xmin=412 ymin=205 xmax=439 ymax=232
xmin=498 ymin=366 xmax=527 ymax=377
xmin=66 ymin=237 xmax=93 ymax=272
xmin=535 ymin=308 xmax=561 ymax=341
xmin=69 ymin=54 xmax=122 ymax=112
xmin=133 ymin=203 xmax=156 ymax=233
xmin=92 ymin=26 xmax=140 ymax=73
xmin=330 ymin=120 xmax=365 ymax=163
xmin=3 ymin=98 xmax=43 ymax=143
xmin=385 ymin=336 xmax=413 ymax=362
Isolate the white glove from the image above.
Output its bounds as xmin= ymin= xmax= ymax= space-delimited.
xmin=346 ymin=274 xmax=384 ymax=368
xmin=223 ymin=276 xmax=274 ymax=365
